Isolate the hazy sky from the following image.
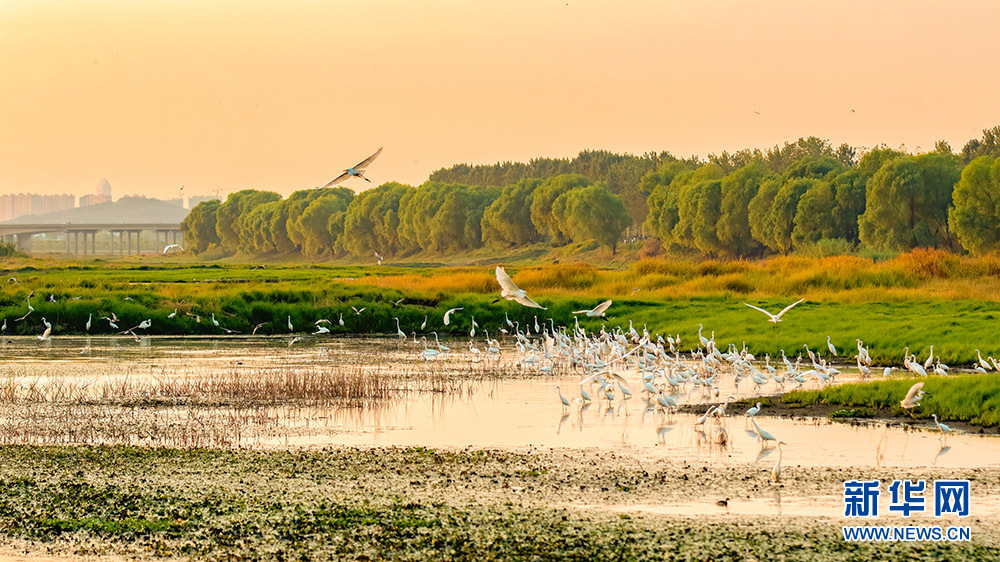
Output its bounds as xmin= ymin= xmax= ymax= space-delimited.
xmin=2 ymin=0 xmax=998 ymax=199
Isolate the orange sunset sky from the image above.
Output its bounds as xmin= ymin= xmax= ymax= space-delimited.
xmin=1 ymin=0 xmax=998 ymax=199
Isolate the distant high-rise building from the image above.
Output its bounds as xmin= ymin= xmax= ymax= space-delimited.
xmin=0 ymin=193 xmax=75 ymax=221
xmin=97 ymin=178 xmax=112 ymax=198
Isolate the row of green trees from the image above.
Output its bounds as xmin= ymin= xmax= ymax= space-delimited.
xmin=182 ymin=127 xmax=1000 ymax=259
xmin=181 ymin=176 xmax=633 ymax=258
xmin=644 ymin=147 xmax=972 ymax=257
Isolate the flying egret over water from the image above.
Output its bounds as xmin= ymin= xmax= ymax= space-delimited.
xmin=743 ymin=299 xmax=806 ymax=325
xmin=319 ymin=147 xmax=383 ymax=187
xmin=572 ymin=300 xmax=612 ymax=318
xmin=443 ymin=307 xmax=463 ymax=326
xmin=494 ymin=266 xmax=545 ymax=309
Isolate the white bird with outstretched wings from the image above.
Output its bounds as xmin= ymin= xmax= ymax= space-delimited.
xmin=743 ymin=299 xmax=805 ymax=324
xmin=495 ymin=266 xmax=545 ymax=309
xmin=320 ymin=147 xmax=383 ymax=188
xmin=900 ymin=382 xmax=925 ymax=409
xmin=573 ymin=300 xmax=613 ymax=317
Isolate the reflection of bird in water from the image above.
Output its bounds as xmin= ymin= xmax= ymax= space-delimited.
xmin=557 ymin=412 xmax=569 ymax=434
xmin=656 ymin=424 xmax=673 ymax=444
xmin=875 ymin=424 xmax=889 ymax=468
xmin=933 ymin=445 xmax=951 ymax=466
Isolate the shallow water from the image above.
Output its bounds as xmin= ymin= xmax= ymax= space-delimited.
xmin=0 ymin=336 xmax=996 ymax=469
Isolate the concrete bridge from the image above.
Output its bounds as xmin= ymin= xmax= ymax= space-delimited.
xmin=0 ymin=223 xmax=182 ymax=255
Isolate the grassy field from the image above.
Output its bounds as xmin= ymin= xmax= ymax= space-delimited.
xmin=1 ymin=445 xmax=997 ymax=561
xmin=783 ymin=375 xmax=1000 ymax=426
xmin=2 ymin=250 xmax=1000 ymax=365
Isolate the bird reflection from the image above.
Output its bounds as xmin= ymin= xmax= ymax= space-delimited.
xmin=933 ymin=445 xmax=951 ymax=466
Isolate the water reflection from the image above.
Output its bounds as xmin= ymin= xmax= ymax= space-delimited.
xmin=0 ymin=336 xmax=996 ymax=469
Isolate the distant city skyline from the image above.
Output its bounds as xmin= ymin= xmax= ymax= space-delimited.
xmin=2 ymin=0 xmax=998 ymax=198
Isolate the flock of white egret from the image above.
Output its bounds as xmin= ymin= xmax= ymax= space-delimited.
xmin=2 ymin=265 xmax=981 ymax=463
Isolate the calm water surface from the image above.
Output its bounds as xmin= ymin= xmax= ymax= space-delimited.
xmin=0 ymin=335 xmax=995 ymax=470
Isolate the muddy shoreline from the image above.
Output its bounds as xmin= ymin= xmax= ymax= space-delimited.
xmin=683 ymin=397 xmax=1000 ymax=436
xmin=0 ymin=444 xmax=997 ymax=560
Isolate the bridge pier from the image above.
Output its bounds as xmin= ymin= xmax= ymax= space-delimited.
xmin=0 ymin=223 xmax=180 ymax=256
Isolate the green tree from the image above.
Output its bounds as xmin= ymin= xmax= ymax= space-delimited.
xmin=783 ymin=156 xmax=845 ymax=180
xmin=179 ymin=199 xmax=221 ymax=254
xmin=857 ymin=146 xmax=905 ymax=178
xmin=748 ymin=177 xmax=781 ymax=251
xmin=960 ymin=125 xmax=1000 ymax=164
xmin=718 ymin=161 xmax=767 ymax=257
xmin=857 ymin=153 xmax=961 ymax=251
xmin=642 ymin=161 xmax=692 ymax=245
xmin=214 ymin=190 xmax=280 ymax=253
xmin=481 ymin=179 xmax=542 ymax=247
xmin=950 ymin=156 xmax=1000 ymax=254
xmin=296 ymin=192 xmax=353 ymax=257
xmin=762 ymin=178 xmax=816 ymax=254
xmin=238 ymin=200 xmax=279 ymax=254
xmin=791 ymin=181 xmax=836 ymax=247
xmin=551 ymin=184 xmax=631 ymax=253
xmin=341 ymin=182 xmax=414 ymax=257
xmin=830 ymin=169 xmax=867 ymax=243
xmin=530 ymin=174 xmax=592 ymax=244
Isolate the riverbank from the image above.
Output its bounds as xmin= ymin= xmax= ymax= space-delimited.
xmin=3 ymin=259 xmax=1000 ymax=367
xmin=0 ymin=445 xmax=997 ymax=560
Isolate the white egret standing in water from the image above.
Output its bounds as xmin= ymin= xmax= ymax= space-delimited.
xmin=771 ymin=441 xmax=788 ymax=482
xmin=931 ymin=414 xmax=952 ymax=435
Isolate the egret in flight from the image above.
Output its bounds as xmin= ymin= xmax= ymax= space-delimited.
xmin=900 ymin=382 xmax=925 ymax=409
xmin=572 ymin=300 xmax=613 ymax=318
xmin=319 ymin=147 xmax=383 ymax=187
xmin=162 ymin=244 xmax=184 ymax=255
xmin=494 ymin=266 xmax=545 ymax=309
xmin=443 ymin=307 xmax=463 ymax=326
xmin=743 ymin=299 xmax=806 ymax=325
